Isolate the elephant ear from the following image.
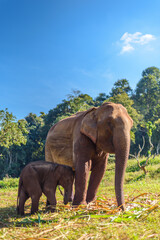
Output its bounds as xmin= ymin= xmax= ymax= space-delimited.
xmin=80 ymin=108 xmax=97 ymax=144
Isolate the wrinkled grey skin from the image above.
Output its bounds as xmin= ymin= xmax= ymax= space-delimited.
xmin=17 ymin=161 xmax=74 ymax=215
xmin=45 ymin=102 xmax=133 ymax=210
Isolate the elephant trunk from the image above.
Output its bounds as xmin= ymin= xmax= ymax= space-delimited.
xmin=113 ymin=127 xmax=130 ymax=210
xmin=64 ymin=186 xmax=74 ymax=205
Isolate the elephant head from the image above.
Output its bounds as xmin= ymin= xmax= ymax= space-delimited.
xmin=80 ymin=102 xmax=133 ymax=209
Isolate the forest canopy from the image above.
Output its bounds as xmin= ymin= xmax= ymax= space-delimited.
xmin=0 ymin=66 xmax=160 ymax=179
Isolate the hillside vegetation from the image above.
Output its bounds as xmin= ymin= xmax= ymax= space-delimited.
xmin=0 ymin=156 xmax=159 ymax=240
xmin=0 ymin=66 xmax=160 ymax=179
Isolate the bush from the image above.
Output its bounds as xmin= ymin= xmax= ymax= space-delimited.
xmin=0 ymin=177 xmax=19 ymax=189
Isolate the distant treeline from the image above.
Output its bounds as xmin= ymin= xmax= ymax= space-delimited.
xmin=0 ymin=66 xmax=160 ymax=179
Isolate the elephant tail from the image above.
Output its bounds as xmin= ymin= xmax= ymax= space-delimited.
xmin=17 ymin=174 xmax=23 ymax=214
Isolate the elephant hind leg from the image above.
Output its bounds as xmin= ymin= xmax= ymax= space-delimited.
xmin=31 ymin=194 xmax=42 ymax=214
xmin=18 ymin=190 xmax=29 ymax=215
xmin=86 ymin=154 xmax=108 ymax=203
xmin=45 ymin=141 xmax=53 ymax=162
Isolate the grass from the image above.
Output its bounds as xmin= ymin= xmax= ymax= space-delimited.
xmin=0 ymin=156 xmax=160 ymax=240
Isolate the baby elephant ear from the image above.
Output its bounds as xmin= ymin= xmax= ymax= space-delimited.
xmin=80 ymin=108 xmax=97 ymax=144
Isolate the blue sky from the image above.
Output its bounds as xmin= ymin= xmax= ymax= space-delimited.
xmin=0 ymin=0 xmax=160 ymax=119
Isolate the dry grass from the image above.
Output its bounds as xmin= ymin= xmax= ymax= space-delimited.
xmin=0 ymin=156 xmax=160 ymax=239
xmin=0 ymin=192 xmax=159 ymax=240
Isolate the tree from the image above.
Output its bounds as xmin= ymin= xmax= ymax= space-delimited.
xmin=94 ymin=93 xmax=109 ymax=106
xmin=133 ymin=67 xmax=160 ymax=122
xmin=24 ymin=113 xmax=45 ymax=162
xmin=109 ymin=79 xmax=132 ymax=97
xmin=43 ymin=90 xmax=94 ymax=131
xmin=67 ymin=90 xmax=94 ymax=113
xmin=130 ymin=121 xmax=156 ymax=174
xmin=0 ymin=109 xmax=28 ymax=175
xmin=152 ymin=119 xmax=160 ymax=155
xmin=142 ymin=66 xmax=160 ymax=82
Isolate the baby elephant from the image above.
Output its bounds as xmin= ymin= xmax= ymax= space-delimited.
xmin=17 ymin=161 xmax=74 ymax=215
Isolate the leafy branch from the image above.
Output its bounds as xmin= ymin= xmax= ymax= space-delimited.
xmin=130 ymin=122 xmax=155 ymax=174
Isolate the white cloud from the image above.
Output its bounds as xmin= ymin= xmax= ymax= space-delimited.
xmin=120 ymin=32 xmax=156 ymax=54
xmin=121 ymin=44 xmax=134 ymax=53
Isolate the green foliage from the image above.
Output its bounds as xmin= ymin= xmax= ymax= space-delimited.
xmin=146 ymin=121 xmax=156 ymax=137
xmin=0 ymin=67 xmax=160 ymax=178
xmin=152 ymin=119 xmax=160 ymax=154
xmin=0 ymin=109 xmax=28 ymax=148
xmin=134 ymin=67 xmax=160 ymax=122
xmin=109 ymin=79 xmax=132 ymax=97
xmin=0 ymin=177 xmax=18 ymax=188
xmin=149 ymin=167 xmax=160 ymax=178
xmin=126 ymin=163 xmax=141 ymax=173
xmin=0 ymin=111 xmax=45 ymax=179
xmin=0 ymin=109 xmax=29 ymax=178
xmin=67 ymin=90 xmax=94 ymax=113
xmin=94 ymin=93 xmax=109 ymax=106
xmin=125 ymin=156 xmax=160 ymax=183
xmin=142 ymin=66 xmax=160 ymax=80
xmin=24 ymin=112 xmax=45 ymax=161
xmin=43 ymin=90 xmax=94 ymax=130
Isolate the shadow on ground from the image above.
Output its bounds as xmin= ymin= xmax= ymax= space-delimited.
xmin=0 ymin=204 xmax=58 ymax=229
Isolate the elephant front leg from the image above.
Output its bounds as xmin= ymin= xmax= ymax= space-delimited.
xmin=46 ymin=194 xmax=57 ymax=212
xmin=44 ymin=184 xmax=57 ymax=212
xmin=73 ymin=160 xmax=91 ymax=206
xmin=86 ymin=154 xmax=108 ymax=203
xmin=30 ymin=187 xmax=42 ymax=214
xmin=31 ymin=195 xmax=41 ymax=214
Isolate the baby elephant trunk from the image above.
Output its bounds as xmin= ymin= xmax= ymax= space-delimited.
xmin=64 ymin=187 xmax=74 ymax=205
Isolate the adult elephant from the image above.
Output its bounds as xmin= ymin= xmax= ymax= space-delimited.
xmin=45 ymin=102 xmax=133 ymax=210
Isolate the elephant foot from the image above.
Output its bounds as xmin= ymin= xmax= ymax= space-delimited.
xmin=72 ymin=199 xmax=87 ymax=207
xmin=118 ymin=204 xmax=125 ymax=211
xmin=49 ymin=208 xmax=56 ymax=213
xmin=46 ymin=205 xmax=56 ymax=212
xmin=86 ymin=197 xmax=96 ymax=204
xmin=18 ymin=211 xmax=25 ymax=216
xmin=86 ymin=193 xmax=97 ymax=204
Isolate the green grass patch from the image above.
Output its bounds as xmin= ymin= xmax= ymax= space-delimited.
xmin=0 ymin=177 xmax=18 ymax=189
xmin=0 ymin=156 xmax=160 ymax=239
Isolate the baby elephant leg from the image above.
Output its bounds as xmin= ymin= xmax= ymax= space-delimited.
xmin=30 ymin=185 xmax=42 ymax=214
xmin=46 ymin=194 xmax=57 ymax=212
xmin=18 ymin=190 xmax=29 ymax=215
xmin=31 ymin=194 xmax=42 ymax=214
xmin=43 ymin=184 xmax=57 ymax=212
